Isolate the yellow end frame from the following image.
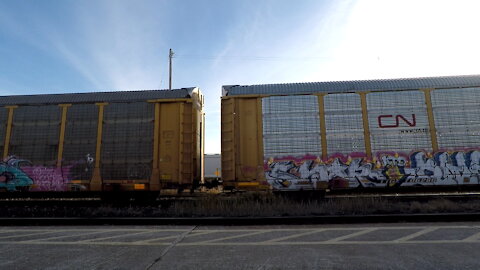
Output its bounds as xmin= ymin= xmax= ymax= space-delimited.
xmin=422 ymin=89 xmax=439 ymax=152
xmin=316 ymin=94 xmax=328 ymax=160
xmin=56 ymin=104 xmax=72 ymax=167
xmin=3 ymin=106 xmax=18 ymax=159
xmin=90 ymin=102 xmax=108 ymax=191
xmin=358 ymin=92 xmax=372 ymax=159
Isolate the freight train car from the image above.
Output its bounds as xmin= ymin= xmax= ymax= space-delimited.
xmin=221 ymin=75 xmax=480 ymax=191
xmin=0 ymin=87 xmax=204 ymax=194
xmin=204 ymin=154 xmax=221 ymax=181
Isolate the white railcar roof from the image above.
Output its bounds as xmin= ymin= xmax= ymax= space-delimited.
xmin=0 ymin=87 xmax=199 ymax=106
xmin=222 ymin=75 xmax=480 ymax=96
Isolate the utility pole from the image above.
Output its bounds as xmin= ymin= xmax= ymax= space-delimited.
xmin=169 ymin=48 xmax=174 ymax=90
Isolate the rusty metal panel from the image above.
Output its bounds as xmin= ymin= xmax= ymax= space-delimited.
xmin=367 ymin=91 xmax=432 ymax=155
xmin=432 ymin=88 xmax=480 ymax=149
xmin=221 ymin=98 xmax=235 ymax=182
xmin=262 ymin=95 xmax=321 ymax=158
xmin=324 ymin=93 xmax=365 ymax=155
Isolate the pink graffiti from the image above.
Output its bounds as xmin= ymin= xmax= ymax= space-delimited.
xmin=22 ymin=166 xmax=72 ymax=191
xmin=265 ymin=148 xmax=480 ymax=191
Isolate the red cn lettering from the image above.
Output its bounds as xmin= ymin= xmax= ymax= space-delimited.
xmin=396 ymin=114 xmax=416 ymax=127
xmin=378 ymin=115 xmax=395 ymax=128
xmin=378 ymin=114 xmax=416 ymax=128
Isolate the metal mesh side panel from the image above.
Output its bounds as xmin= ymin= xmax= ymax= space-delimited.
xmin=324 ymin=94 xmax=365 ymax=155
xmin=62 ymin=104 xmax=98 ymax=180
xmin=0 ymin=108 xmax=7 ymax=155
xmin=101 ymin=102 xmax=154 ymax=180
xmin=367 ymin=91 xmax=432 ymax=154
xmin=9 ymin=106 xmax=61 ymax=165
xmin=262 ymin=95 xmax=321 ymax=158
xmin=432 ymin=88 xmax=480 ymax=149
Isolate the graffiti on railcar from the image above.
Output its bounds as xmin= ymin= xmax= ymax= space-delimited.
xmin=0 ymin=157 xmax=34 ymax=191
xmin=265 ymin=150 xmax=480 ymax=190
xmin=0 ymin=155 xmax=93 ymax=192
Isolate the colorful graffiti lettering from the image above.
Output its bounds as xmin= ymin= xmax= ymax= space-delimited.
xmin=265 ymin=150 xmax=480 ymax=190
xmin=0 ymin=157 xmax=34 ymax=191
xmin=22 ymin=166 xmax=72 ymax=191
xmin=0 ymin=155 xmax=93 ymax=192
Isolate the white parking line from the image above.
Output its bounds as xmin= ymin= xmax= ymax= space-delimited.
xmin=76 ymin=230 xmax=154 ymax=243
xmin=1 ymin=225 xmax=480 ymax=247
xmin=0 ymin=230 xmax=60 ymax=240
xmin=18 ymin=230 xmax=109 ymax=243
xmin=462 ymin=231 xmax=480 ymax=241
xmin=262 ymin=229 xmax=327 ymax=243
xmin=198 ymin=231 xmax=268 ymax=243
xmin=393 ymin=227 xmax=438 ymax=242
xmin=133 ymin=230 xmax=215 ymax=244
xmin=132 ymin=235 xmax=183 ymax=244
xmin=1 ymin=237 xmax=480 ymax=246
xmin=323 ymin=228 xmax=377 ymax=243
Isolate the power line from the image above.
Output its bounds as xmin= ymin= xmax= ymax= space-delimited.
xmin=173 ymin=54 xmax=333 ymax=61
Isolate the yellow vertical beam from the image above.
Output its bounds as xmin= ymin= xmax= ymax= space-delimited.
xmin=358 ymin=92 xmax=372 ymax=159
xmin=91 ymin=102 xmax=108 ymax=191
xmin=220 ymin=98 xmax=235 ymax=183
xmin=201 ymin=111 xmax=205 ymax=184
xmin=56 ymin=104 xmax=71 ymax=167
xmin=3 ymin=106 xmax=18 ymax=159
xmin=316 ymin=94 xmax=328 ymax=160
xmin=150 ymin=102 xmax=160 ymax=190
xmin=422 ymin=88 xmax=439 ymax=152
xmin=178 ymin=102 xmax=184 ymax=185
xmin=256 ymin=97 xmax=265 ymax=181
xmin=234 ymin=98 xmax=240 ymax=181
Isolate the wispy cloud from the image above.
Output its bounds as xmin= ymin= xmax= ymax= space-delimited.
xmin=0 ymin=1 xmax=171 ymax=91
xmin=198 ymin=0 xmax=356 ymax=153
xmin=12 ymin=0 xmax=469 ymax=153
xmin=0 ymin=0 xmax=357 ymax=153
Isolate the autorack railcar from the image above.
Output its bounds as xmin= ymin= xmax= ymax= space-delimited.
xmin=0 ymin=88 xmax=204 ymax=194
xmin=221 ymin=75 xmax=480 ymax=191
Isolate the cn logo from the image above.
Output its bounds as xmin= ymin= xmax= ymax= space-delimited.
xmin=378 ymin=114 xmax=416 ymax=128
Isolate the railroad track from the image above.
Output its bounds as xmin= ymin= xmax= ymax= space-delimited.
xmin=0 ymin=192 xmax=479 ymax=225
xmin=1 ymin=190 xmax=480 ymax=203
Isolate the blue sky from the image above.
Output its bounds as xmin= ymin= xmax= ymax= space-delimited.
xmin=1 ymin=0 xmax=480 ymax=153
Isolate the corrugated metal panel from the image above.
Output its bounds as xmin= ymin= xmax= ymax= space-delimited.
xmin=0 ymin=108 xmax=6 ymax=154
xmin=220 ymin=98 xmax=235 ymax=181
xmin=432 ymin=88 xmax=480 ymax=149
xmin=223 ymin=75 xmax=480 ymax=96
xmin=9 ymin=105 xmax=61 ymax=165
xmin=101 ymin=102 xmax=154 ymax=180
xmin=0 ymin=88 xmax=196 ymax=106
xmin=180 ymin=102 xmax=194 ymax=184
xmin=62 ymin=104 xmax=98 ymax=180
xmin=262 ymin=95 xmax=321 ymax=158
xmin=367 ymin=91 xmax=432 ymax=154
xmin=324 ymin=94 xmax=365 ymax=155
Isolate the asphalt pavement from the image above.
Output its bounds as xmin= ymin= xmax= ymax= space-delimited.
xmin=0 ymin=222 xmax=479 ymax=269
